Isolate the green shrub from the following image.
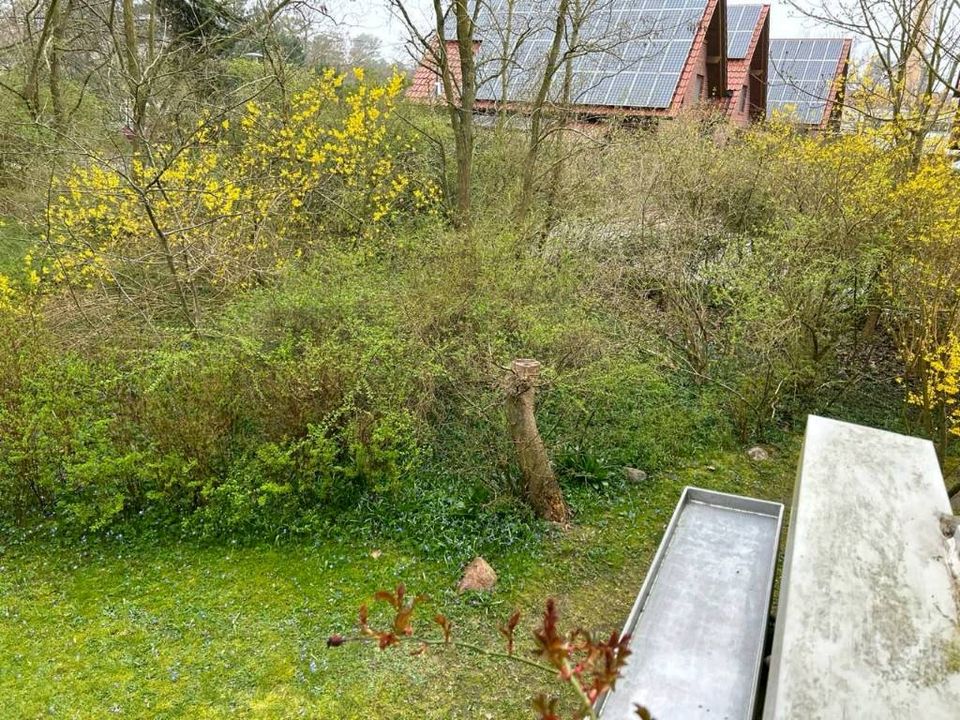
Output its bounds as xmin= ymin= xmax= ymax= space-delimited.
xmin=192 ymin=410 xmax=420 ymax=535
xmin=0 ymin=115 xmax=916 ymax=539
xmin=0 ymin=347 xmax=180 ymax=531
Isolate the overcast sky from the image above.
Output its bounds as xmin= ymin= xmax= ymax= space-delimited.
xmin=328 ymin=0 xmax=842 ymax=62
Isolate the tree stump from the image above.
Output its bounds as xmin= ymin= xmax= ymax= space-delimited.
xmin=504 ymin=359 xmax=569 ymax=524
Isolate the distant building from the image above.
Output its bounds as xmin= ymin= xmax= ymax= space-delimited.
xmin=408 ymin=0 xmax=729 ymax=120
xmin=767 ymin=38 xmax=852 ymax=129
xmin=725 ymin=4 xmax=770 ymax=126
xmin=408 ymin=0 xmax=850 ymax=129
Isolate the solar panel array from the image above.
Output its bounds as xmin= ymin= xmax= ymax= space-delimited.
xmin=446 ymin=0 xmax=709 ymax=110
xmin=767 ymin=38 xmax=846 ymax=125
xmin=726 ymin=4 xmax=762 ymax=59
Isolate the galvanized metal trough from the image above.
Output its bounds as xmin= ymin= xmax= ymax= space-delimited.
xmin=596 ymin=487 xmax=784 ymax=720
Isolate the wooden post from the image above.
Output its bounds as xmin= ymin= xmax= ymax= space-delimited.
xmin=504 ymin=359 xmax=569 ymax=524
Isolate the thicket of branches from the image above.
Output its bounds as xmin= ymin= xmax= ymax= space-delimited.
xmin=0 ymin=0 xmax=958 ymax=537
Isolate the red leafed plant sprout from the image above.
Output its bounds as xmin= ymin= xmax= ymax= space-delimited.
xmin=327 ymin=583 xmax=653 ymax=719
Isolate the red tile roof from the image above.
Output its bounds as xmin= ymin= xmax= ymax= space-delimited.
xmin=407 ymin=40 xmax=465 ymax=104
xmin=673 ymin=0 xmax=724 ymax=112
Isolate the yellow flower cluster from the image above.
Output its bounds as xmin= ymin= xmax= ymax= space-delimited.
xmin=907 ymin=334 xmax=960 ymax=438
xmin=0 ymin=259 xmax=38 ymax=315
xmin=45 ymin=165 xmax=130 ymax=286
xmin=748 ymin=121 xmax=908 ymax=234
xmin=748 ymin=124 xmax=960 ymax=452
xmin=42 ymin=69 xmax=442 ymax=294
xmin=236 ymin=69 xmax=438 ymax=245
xmin=0 ymin=273 xmax=16 ymax=313
xmin=886 ymin=158 xmax=960 ymax=447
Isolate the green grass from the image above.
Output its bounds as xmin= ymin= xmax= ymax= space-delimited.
xmin=0 ymin=217 xmax=30 ymax=274
xmin=0 ymin=444 xmax=798 ymax=719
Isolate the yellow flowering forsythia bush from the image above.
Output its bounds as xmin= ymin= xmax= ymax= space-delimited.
xmin=747 ymin=122 xmax=910 ymax=250
xmin=888 ymin=158 xmax=960 ymax=458
xmin=905 ymin=333 xmax=960 ymax=442
xmin=0 ymin=265 xmax=38 ymax=318
xmin=0 ymin=273 xmax=15 ymax=313
xmin=740 ymin=126 xmax=960 ymax=458
xmin=40 ymin=69 xmax=440 ymax=323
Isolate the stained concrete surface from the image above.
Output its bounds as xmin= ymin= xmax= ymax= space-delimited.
xmin=762 ymin=416 xmax=960 ymax=719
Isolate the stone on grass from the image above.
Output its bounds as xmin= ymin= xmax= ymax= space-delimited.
xmin=457 ymin=556 xmax=497 ymax=593
xmin=747 ymin=446 xmax=770 ymax=462
xmin=623 ymin=467 xmax=648 ymax=484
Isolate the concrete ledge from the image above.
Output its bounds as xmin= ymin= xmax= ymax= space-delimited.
xmin=762 ymin=416 xmax=960 ymax=719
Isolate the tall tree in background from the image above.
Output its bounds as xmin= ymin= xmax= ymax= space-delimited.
xmin=512 ymin=0 xmax=642 ymax=224
xmin=394 ymin=0 xmax=661 ymax=228
xmin=392 ymin=0 xmax=478 ymax=228
xmin=6 ymin=0 xmax=78 ymax=129
xmin=157 ymin=0 xmax=240 ymax=50
xmin=787 ymin=0 xmax=960 ymax=344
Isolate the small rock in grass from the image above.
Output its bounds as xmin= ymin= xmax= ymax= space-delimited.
xmin=747 ymin=446 xmax=770 ymax=462
xmin=623 ymin=467 xmax=648 ymax=484
xmin=457 ymin=556 xmax=497 ymax=593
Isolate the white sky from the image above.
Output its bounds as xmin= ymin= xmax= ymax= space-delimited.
xmin=329 ymin=0 xmax=842 ymax=62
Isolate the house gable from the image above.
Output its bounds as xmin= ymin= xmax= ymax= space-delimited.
xmin=408 ymin=0 xmax=723 ymax=120
xmin=726 ymin=4 xmax=770 ymax=126
xmin=767 ymin=37 xmax=852 ymax=129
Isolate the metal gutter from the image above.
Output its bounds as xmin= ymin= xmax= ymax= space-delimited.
xmin=596 ymin=486 xmax=783 ymax=719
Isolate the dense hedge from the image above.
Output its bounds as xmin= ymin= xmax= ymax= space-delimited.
xmin=3 ymin=111 xmax=953 ymax=536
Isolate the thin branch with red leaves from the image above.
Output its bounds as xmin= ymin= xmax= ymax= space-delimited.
xmin=326 ymin=583 xmax=653 ymax=720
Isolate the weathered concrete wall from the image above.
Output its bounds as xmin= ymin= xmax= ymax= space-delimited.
xmin=763 ymin=416 xmax=960 ymax=719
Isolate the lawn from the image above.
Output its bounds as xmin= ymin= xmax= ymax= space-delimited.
xmin=0 ymin=217 xmax=29 ymax=274
xmin=0 ymin=445 xmax=797 ymax=719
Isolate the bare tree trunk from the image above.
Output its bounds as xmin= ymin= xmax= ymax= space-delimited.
xmin=515 ymin=0 xmax=570 ymax=224
xmin=860 ymin=304 xmax=881 ymax=343
xmin=543 ymin=6 xmax=580 ymax=230
xmin=22 ymin=0 xmax=62 ymax=121
xmin=453 ymin=121 xmax=473 ymax=225
xmin=504 ymin=359 xmax=569 ymax=523
xmin=122 ymin=0 xmax=143 ymax=163
xmin=498 ymin=0 xmax=516 ymax=108
xmin=48 ymin=0 xmax=71 ymax=131
xmin=450 ymin=0 xmax=477 ymax=228
xmin=408 ymin=0 xmax=477 ymax=229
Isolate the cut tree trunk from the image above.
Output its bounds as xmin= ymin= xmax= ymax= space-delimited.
xmin=504 ymin=359 xmax=569 ymax=524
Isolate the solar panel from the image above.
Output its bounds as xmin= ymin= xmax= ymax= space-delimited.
xmin=444 ymin=0 xmax=709 ymax=110
xmin=726 ymin=4 xmax=762 ymax=59
xmin=767 ymin=38 xmax=847 ymax=125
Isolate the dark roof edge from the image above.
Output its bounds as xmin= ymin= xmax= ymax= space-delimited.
xmin=818 ymin=37 xmax=853 ymax=128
